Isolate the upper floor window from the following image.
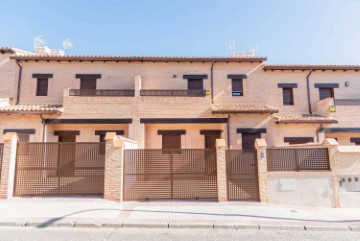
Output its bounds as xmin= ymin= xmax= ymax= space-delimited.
xmin=187 ymin=79 xmax=203 ymax=90
xmin=80 ymin=78 xmax=97 ymax=90
xmin=278 ymin=83 xmax=297 ymax=106
xmin=228 ymin=74 xmax=247 ymax=96
xmin=32 ymin=73 xmax=52 ymax=97
xmin=314 ymin=83 xmax=339 ymax=100
xmin=319 ymin=88 xmax=334 ymax=100
xmin=158 ymin=130 xmax=185 ymax=150
xmin=36 ymin=78 xmax=49 ymax=96
xmin=282 ymin=88 xmax=294 ymax=105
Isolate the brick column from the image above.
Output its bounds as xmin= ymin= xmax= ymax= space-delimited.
xmin=128 ymin=119 xmax=145 ymax=148
xmin=134 ymin=75 xmax=142 ymax=97
xmin=0 ymin=132 xmax=18 ymax=199
xmin=255 ymin=138 xmax=268 ymax=202
xmin=323 ymin=138 xmax=340 ymax=208
xmin=104 ymin=132 xmax=123 ymax=202
xmin=216 ymin=139 xmax=227 ymax=202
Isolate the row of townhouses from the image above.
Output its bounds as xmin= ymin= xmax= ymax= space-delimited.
xmin=0 ymin=47 xmax=359 ymax=149
xmin=0 ymin=46 xmax=360 ymax=207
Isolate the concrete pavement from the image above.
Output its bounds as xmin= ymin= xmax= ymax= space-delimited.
xmin=0 ymin=197 xmax=360 ymax=230
xmin=1 ymin=227 xmax=360 ymax=241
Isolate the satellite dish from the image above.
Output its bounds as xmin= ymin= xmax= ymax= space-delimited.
xmin=34 ymin=36 xmax=46 ymax=48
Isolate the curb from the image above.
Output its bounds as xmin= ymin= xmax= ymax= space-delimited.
xmin=0 ymin=221 xmax=355 ymax=231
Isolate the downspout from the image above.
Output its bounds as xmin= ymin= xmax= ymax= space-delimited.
xmin=15 ymin=61 xmax=23 ymax=105
xmin=210 ymin=61 xmax=214 ymax=104
xmin=39 ymin=114 xmax=48 ymax=142
xmin=227 ymin=114 xmax=231 ymax=149
xmin=306 ymin=69 xmax=313 ymax=114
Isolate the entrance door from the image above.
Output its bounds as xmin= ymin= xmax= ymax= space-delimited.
xmin=242 ymin=133 xmax=261 ymax=150
xmin=58 ymin=135 xmax=76 ymax=176
xmin=204 ymin=134 xmax=220 ymax=149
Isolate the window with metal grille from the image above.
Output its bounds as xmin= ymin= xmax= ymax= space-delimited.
xmin=36 ymin=78 xmax=48 ymax=96
xmin=282 ymin=87 xmax=294 ymax=105
xmin=284 ymin=137 xmax=314 ymax=145
xmin=162 ymin=134 xmax=181 ymax=149
xmin=231 ymin=79 xmax=243 ymax=96
xmin=319 ymin=88 xmax=334 ymax=100
xmin=188 ymin=79 xmax=203 ymax=90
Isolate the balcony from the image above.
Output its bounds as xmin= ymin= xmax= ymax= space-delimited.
xmin=140 ymin=89 xmax=206 ymax=97
xmin=69 ymin=89 xmax=135 ymax=97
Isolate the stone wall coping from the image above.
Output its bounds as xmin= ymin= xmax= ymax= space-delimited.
xmin=323 ymin=138 xmax=339 ymax=146
xmin=337 ymin=146 xmax=360 ymax=153
xmin=255 ymin=138 xmax=267 ymax=148
xmin=3 ymin=132 xmax=18 ymax=142
xmin=215 ymin=139 xmax=226 ymax=148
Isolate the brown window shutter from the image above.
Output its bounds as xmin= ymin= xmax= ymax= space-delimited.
xmin=319 ymin=88 xmax=334 ymax=100
xmin=282 ymin=88 xmax=294 ymax=105
xmin=36 ymin=78 xmax=48 ymax=96
xmin=80 ymin=78 xmax=97 ymax=90
xmin=188 ymin=79 xmax=203 ymax=90
xmin=162 ymin=134 xmax=181 ymax=149
xmin=231 ymin=79 xmax=243 ymax=95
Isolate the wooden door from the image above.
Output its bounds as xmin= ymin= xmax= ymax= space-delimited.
xmin=242 ymin=133 xmax=261 ymax=150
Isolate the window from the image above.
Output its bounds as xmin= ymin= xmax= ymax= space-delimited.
xmin=188 ymin=79 xmax=203 ymax=90
xmin=36 ymin=78 xmax=49 ymax=96
xmin=162 ymin=134 xmax=181 ymax=149
xmin=284 ymin=137 xmax=314 ymax=145
xmin=80 ymin=78 xmax=97 ymax=90
xmin=232 ymin=79 xmax=243 ymax=96
xmin=18 ymin=134 xmax=30 ymax=142
xmin=282 ymin=88 xmax=294 ymax=105
xmin=319 ymin=88 xmax=334 ymax=100
xmin=350 ymin=138 xmax=360 ymax=146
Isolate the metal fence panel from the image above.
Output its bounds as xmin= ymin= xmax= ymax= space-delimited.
xmin=267 ymin=148 xmax=330 ymax=171
xmin=226 ymin=150 xmax=259 ymax=201
xmin=123 ymin=149 xmax=217 ymax=200
xmin=14 ymin=142 xmax=105 ymax=196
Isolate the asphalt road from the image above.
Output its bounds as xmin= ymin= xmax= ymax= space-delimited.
xmin=0 ymin=227 xmax=359 ymax=241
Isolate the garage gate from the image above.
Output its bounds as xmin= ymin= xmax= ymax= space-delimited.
xmin=123 ymin=149 xmax=217 ymax=200
xmin=14 ymin=142 xmax=105 ymax=196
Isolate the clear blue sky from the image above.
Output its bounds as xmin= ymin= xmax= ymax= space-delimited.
xmin=1 ymin=0 xmax=360 ymax=64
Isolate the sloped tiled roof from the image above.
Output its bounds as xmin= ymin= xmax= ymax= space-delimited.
xmin=273 ymin=113 xmax=338 ymax=124
xmin=264 ymin=64 xmax=360 ymax=71
xmin=11 ymin=55 xmax=267 ymax=62
xmin=211 ymin=104 xmax=278 ymax=114
xmin=0 ymin=104 xmax=63 ymax=114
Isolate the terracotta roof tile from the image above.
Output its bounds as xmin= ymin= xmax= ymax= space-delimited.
xmin=11 ymin=55 xmax=267 ymax=62
xmin=273 ymin=113 xmax=338 ymax=124
xmin=211 ymin=104 xmax=278 ymax=113
xmin=0 ymin=104 xmax=63 ymax=114
xmin=264 ymin=64 xmax=360 ymax=71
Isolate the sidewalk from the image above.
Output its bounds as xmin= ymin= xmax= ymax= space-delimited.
xmin=1 ymin=197 xmax=360 ymax=231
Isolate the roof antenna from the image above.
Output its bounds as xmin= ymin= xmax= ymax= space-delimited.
xmin=63 ymin=39 xmax=74 ymax=51
xmin=226 ymin=40 xmax=235 ymax=56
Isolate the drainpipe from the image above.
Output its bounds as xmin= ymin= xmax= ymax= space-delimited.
xmin=210 ymin=61 xmax=214 ymax=104
xmin=40 ymin=114 xmax=48 ymax=142
xmin=306 ymin=70 xmax=313 ymax=114
xmin=15 ymin=61 xmax=23 ymax=105
xmin=227 ymin=114 xmax=231 ymax=149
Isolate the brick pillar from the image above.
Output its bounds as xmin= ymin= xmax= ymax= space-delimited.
xmin=104 ymin=132 xmax=123 ymax=202
xmin=134 ymin=75 xmax=142 ymax=97
xmin=128 ymin=119 xmax=145 ymax=148
xmin=255 ymin=138 xmax=268 ymax=202
xmin=216 ymin=139 xmax=227 ymax=202
xmin=0 ymin=132 xmax=18 ymax=199
xmin=323 ymin=138 xmax=340 ymax=208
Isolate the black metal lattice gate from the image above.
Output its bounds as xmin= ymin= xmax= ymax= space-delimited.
xmin=226 ymin=150 xmax=259 ymax=201
xmin=123 ymin=149 xmax=217 ymax=200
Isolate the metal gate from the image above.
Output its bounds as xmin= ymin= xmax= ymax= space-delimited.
xmin=226 ymin=150 xmax=259 ymax=201
xmin=0 ymin=144 xmax=3 ymax=181
xmin=123 ymin=149 xmax=217 ymax=200
xmin=14 ymin=142 xmax=105 ymax=196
